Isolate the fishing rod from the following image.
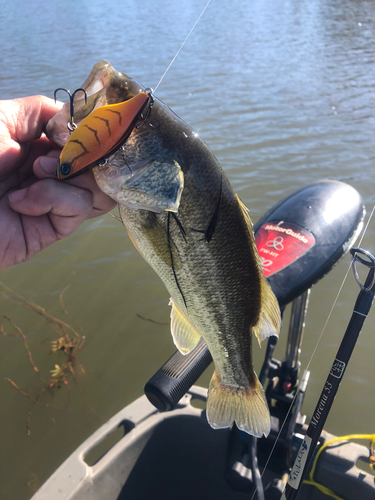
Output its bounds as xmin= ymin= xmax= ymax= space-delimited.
xmin=280 ymin=247 xmax=375 ymax=500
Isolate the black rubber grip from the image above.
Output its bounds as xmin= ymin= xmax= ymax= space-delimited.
xmin=144 ymin=338 xmax=212 ymax=411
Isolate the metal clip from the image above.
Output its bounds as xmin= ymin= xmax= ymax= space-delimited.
xmin=54 ymin=87 xmax=88 ymax=133
xmin=350 ymin=247 xmax=375 ymax=292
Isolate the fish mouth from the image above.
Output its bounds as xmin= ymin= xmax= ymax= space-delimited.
xmin=47 ymin=60 xmax=146 ymax=170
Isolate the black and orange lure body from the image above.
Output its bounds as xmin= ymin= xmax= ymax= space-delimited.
xmin=56 ymin=91 xmax=151 ymax=180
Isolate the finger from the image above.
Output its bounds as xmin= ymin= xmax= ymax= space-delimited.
xmin=18 ymin=137 xmax=60 ymax=183
xmin=0 ymin=138 xmax=61 ymax=198
xmin=10 ymin=96 xmax=62 ymax=143
xmin=34 ymin=155 xmax=117 ymax=217
xmin=8 ymin=179 xmax=93 ymax=239
xmin=33 ymin=150 xmax=60 ymax=178
xmin=0 ymin=96 xmax=62 ymax=175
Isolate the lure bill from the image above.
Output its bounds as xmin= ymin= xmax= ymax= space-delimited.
xmin=55 ymin=91 xmax=150 ymax=179
xmin=47 ymin=61 xmax=281 ymax=437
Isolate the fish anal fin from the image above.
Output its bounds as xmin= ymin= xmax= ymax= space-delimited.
xmin=207 ymin=371 xmax=271 ymax=438
xmin=169 ymin=298 xmax=201 ymax=355
xmin=253 ymin=278 xmax=281 ymax=347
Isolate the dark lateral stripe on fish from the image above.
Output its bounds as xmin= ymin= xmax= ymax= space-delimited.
xmin=205 ymin=174 xmax=223 ymax=243
xmin=190 ymin=174 xmax=223 ymax=243
xmin=167 ymin=212 xmax=187 ymax=308
xmin=171 ymin=212 xmax=187 ymax=243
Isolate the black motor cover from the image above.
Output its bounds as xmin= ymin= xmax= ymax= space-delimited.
xmin=254 ymin=180 xmax=365 ymax=307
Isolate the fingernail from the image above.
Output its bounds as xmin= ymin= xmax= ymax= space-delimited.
xmin=8 ymin=189 xmax=27 ymax=203
xmin=39 ymin=156 xmax=58 ymax=175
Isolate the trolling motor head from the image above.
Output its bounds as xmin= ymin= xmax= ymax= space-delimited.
xmin=254 ymin=179 xmax=365 ymax=307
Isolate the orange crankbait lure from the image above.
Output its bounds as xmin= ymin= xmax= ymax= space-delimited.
xmin=55 ymin=90 xmax=151 ymax=180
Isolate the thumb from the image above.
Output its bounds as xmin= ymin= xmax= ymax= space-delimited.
xmin=8 ymin=179 xmax=93 ymax=238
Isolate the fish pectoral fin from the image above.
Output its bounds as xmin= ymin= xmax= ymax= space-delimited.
xmin=122 ymin=210 xmax=181 ymax=270
xmin=206 ymin=372 xmax=271 ymax=438
xmin=169 ymin=298 xmax=201 ymax=355
xmin=144 ymin=213 xmax=182 ymax=270
xmin=253 ymin=278 xmax=281 ymax=347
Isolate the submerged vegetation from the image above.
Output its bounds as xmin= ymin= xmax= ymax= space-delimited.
xmin=0 ymin=280 xmax=89 ymax=435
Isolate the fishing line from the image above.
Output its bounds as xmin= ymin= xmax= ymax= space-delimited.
xmin=250 ymin=202 xmax=375 ymax=500
xmin=302 ymin=202 xmax=375 ymax=375
xmin=153 ymin=0 xmax=212 ymax=93
xmin=357 ymin=203 xmax=375 ymax=247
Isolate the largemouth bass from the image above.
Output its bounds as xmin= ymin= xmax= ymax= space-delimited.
xmin=47 ymin=61 xmax=281 ymax=437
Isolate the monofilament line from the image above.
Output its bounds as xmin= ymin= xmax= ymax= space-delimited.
xmin=154 ymin=0 xmax=212 ymax=93
xmin=302 ymin=202 xmax=375 ymax=375
xmin=251 ymin=202 xmax=375 ymax=500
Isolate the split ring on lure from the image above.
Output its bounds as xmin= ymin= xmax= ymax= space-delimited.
xmin=56 ymin=90 xmax=151 ymax=180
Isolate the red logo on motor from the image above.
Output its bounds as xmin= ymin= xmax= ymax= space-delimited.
xmin=255 ymin=221 xmax=315 ymax=277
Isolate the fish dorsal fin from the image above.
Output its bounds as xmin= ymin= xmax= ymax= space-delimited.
xmin=235 ymin=194 xmax=254 ymax=229
xmin=234 ymin=196 xmax=281 ymax=346
xmin=169 ymin=298 xmax=201 ymax=355
xmin=253 ymin=275 xmax=281 ymax=347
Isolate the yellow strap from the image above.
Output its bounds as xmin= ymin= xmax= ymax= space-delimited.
xmin=309 ymin=433 xmax=375 ymax=480
xmin=303 ymin=480 xmax=344 ymax=500
xmin=302 ymin=433 xmax=375 ymax=500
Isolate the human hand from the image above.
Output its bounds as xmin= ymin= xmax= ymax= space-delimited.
xmin=0 ymin=95 xmax=116 ymax=269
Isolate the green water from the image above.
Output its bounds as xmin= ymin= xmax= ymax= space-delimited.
xmin=1 ymin=0 xmax=375 ymax=498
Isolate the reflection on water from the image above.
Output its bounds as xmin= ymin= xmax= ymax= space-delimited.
xmin=1 ymin=0 xmax=375 ymax=498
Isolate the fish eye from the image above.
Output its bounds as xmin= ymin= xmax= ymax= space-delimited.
xmin=61 ymin=164 xmax=71 ymax=175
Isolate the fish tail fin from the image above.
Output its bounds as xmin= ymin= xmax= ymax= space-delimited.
xmin=206 ymin=371 xmax=271 ymax=437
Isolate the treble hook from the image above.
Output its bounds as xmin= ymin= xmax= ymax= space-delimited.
xmin=136 ymin=88 xmax=154 ymax=129
xmin=54 ymin=87 xmax=88 ymax=133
